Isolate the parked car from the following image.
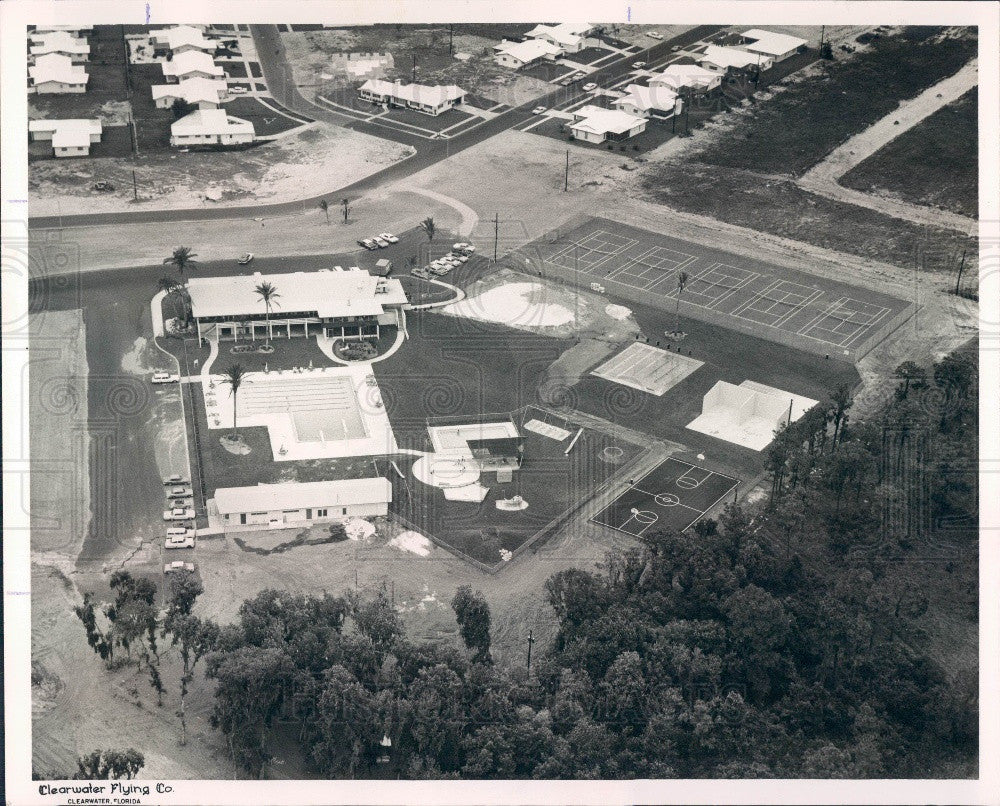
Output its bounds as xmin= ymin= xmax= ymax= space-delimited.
xmin=165 ymin=535 xmax=195 ymax=549
xmin=430 ymin=264 xmax=451 ymax=276
xmin=163 ymin=507 xmax=196 ymax=521
xmin=167 ymin=486 xmax=193 ymax=498
xmin=442 ymin=256 xmax=462 ymax=267
xmin=531 ymin=106 xmax=547 ymax=115
xmin=164 ymin=561 xmax=195 ymax=573
xmin=452 ymin=242 xmax=476 ymax=254
xmin=647 ymin=31 xmax=663 ymax=39
xmin=632 ymin=61 xmax=647 ymax=69
xmin=671 ymin=45 xmax=681 ymax=52
xmin=163 ymin=474 xmax=189 ymax=485
xmin=447 ymin=252 xmax=469 ymax=263
xmin=582 ymin=82 xmax=598 ymax=91
xmin=229 ymin=86 xmax=248 ymax=94
xmin=166 ymin=527 xmax=195 ymax=537
xmin=151 ymin=372 xmax=179 ymax=384
xmin=358 ymin=238 xmax=379 ymax=250
xmin=411 ymin=267 xmax=431 ymax=279
xmin=378 ymin=232 xmax=399 ymax=243
xmin=372 ymin=237 xmax=390 ymax=248
xmin=237 ymin=252 xmax=253 ymax=265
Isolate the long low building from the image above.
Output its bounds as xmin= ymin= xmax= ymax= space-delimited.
xmin=211 ymin=478 xmax=392 ymax=530
xmin=357 ymin=79 xmax=465 ymax=116
xmin=150 ymin=24 xmax=217 ymax=55
xmin=612 ymin=84 xmax=682 ymax=119
xmin=699 ymin=44 xmax=774 ymax=74
xmin=524 ymin=22 xmax=594 ymax=53
xmin=29 ymin=118 xmax=102 ymax=157
xmin=569 ymin=104 xmax=647 ymax=144
xmin=187 ymin=268 xmax=409 ymax=345
xmin=738 ymin=29 xmax=808 ymax=62
xmin=161 ymin=50 xmax=225 ymax=82
xmin=152 ymin=76 xmax=229 ymax=109
xmin=494 ymin=38 xmax=563 ymax=69
xmin=170 ymin=108 xmax=255 ymax=147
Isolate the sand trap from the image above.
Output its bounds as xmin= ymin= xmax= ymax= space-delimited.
xmin=389 ymin=531 xmax=432 ymax=557
xmin=442 ymin=282 xmax=574 ymax=329
xmin=605 ymin=303 xmax=632 ymax=320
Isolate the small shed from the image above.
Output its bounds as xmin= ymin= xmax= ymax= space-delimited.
xmin=373 ymin=258 xmax=393 ymax=276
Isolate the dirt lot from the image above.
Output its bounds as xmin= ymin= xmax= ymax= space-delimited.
xmin=28 ymin=123 xmax=414 ymax=216
xmin=281 ymin=26 xmax=553 ymax=108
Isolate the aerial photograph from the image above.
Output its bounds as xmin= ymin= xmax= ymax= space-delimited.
xmin=7 ymin=6 xmax=990 ymax=801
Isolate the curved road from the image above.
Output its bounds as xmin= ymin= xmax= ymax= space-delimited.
xmin=29 ymin=24 xmax=723 ymax=230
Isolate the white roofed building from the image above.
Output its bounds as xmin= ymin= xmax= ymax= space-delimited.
xmin=29 ymin=118 xmax=102 ymax=157
xmin=738 ymin=29 xmax=808 ymax=61
xmin=494 ymin=38 xmax=563 ymax=69
xmin=524 ymin=22 xmax=594 ymax=53
xmin=568 ymin=104 xmax=647 ymax=144
xmin=612 ymin=84 xmax=682 ymax=119
xmin=699 ymin=44 xmax=773 ymax=74
xmin=650 ymin=64 xmax=722 ymax=93
xmin=187 ymin=269 xmax=409 ymax=345
xmin=161 ymin=50 xmax=225 ymax=82
xmin=31 ymin=25 xmax=93 ymax=36
xmin=357 ymin=79 xmax=466 ymax=116
xmin=29 ymin=31 xmax=90 ymax=63
xmin=170 ymin=109 xmax=254 ymax=147
xmin=152 ymin=77 xmax=229 ymax=109
xmin=150 ymin=25 xmax=217 ymax=55
xmin=211 ymin=478 xmax=392 ymax=531
xmin=28 ymin=53 xmax=88 ymax=93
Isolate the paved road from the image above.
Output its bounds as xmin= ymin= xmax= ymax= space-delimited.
xmin=29 ymin=24 xmax=723 ymax=231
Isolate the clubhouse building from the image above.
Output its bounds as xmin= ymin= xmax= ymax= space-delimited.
xmin=187 ymin=268 xmax=409 ymax=345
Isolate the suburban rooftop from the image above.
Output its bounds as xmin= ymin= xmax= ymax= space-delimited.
xmin=213 ymin=478 xmax=393 ymax=514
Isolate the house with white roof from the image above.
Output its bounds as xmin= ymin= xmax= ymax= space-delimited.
xmin=612 ymin=84 xmax=682 ymax=119
xmin=524 ymin=22 xmax=595 ymax=53
xmin=699 ymin=45 xmax=773 ymax=75
xmin=28 ymin=31 xmax=90 ymax=63
xmin=152 ymin=77 xmax=229 ymax=109
xmin=494 ymin=38 xmax=563 ymax=69
xmin=170 ymin=109 xmax=254 ymax=147
xmin=28 ymin=53 xmax=88 ymax=93
xmin=211 ymin=478 xmax=392 ymax=531
xmin=738 ymin=29 xmax=808 ymax=62
xmin=161 ymin=50 xmax=225 ymax=82
xmin=31 ymin=25 xmax=93 ymax=37
xmin=150 ymin=25 xmax=216 ymax=55
xmin=29 ymin=118 xmax=102 ymax=157
xmin=357 ymin=79 xmax=466 ymax=116
xmin=650 ymin=64 xmax=722 ymax=93
xmin=187 ymin=269 xmax=409 ymax=345
xmin=568 ymin=104 xmax=647 ymax=144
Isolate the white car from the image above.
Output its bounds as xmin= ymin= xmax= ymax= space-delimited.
xmin=448 ymin=252 xmax=469 ymax=263
xmin=647 ymin=31 xmax=663 ymax=39
xmin=151 ymin=372 xmax=179 ymax=385
xmin=164 ymin=561 xmax=195 ymax=573
xmin=452 ymin=242 xmax=476 ymax=254
xmin=167 ymin=486 xmax=193 ymax=498
xmin=165 ymin=535 xmax=195 ymax=549
xmin=163 ymin=474 xmax=188 ymax=485
xmin=378 ymin=232 xmax=399 ymax=243
xmin=163 ymin=507 xmax=196 ymax=521
xmin=632 ymin=61 xmax=647 ymax=69
xmin=582 ymin=82 xmax=598 ymax=91
xmin=229 ymin=86 xmax=248 ymax=95
xmin=532 ymin=106 xmax=547 ymax=115
xmin=166 ymin=527 xmax=195 ymax=537
xmin=372 ymin=237 xmax=391 ymax=248
xmin=442 ymin=256 xmax=463 ymax=267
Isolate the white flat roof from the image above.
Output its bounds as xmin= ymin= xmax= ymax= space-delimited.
xmin=494 ymin=38 xmax=563 ymax=62
xmin=29 ymin=53 xmax=88 ymax=85
xmin=740 ymin=29 xmax=808 ymax=55
xmin=358 ymin=79 xmax=465 ymax=107
xmin=153 ymin=76 xmax=228 ymax=104
xmin=188 ymin=270 xmax=408 ymax=320
xmin=613 ymin=83 xmax=678 ymax=112
xmin=29 ymin=118 xmax=102 ymax=135
xmin=162 ymin=50 xmax=224 ymax=79
xmin=701 ymin=44 xmax=764 ymax=69
xmin=570 ymin=104 xmax=646 ymax=135
xmin=651 ymin=63 xmax=720 ymax=89
xmin=170 ymin=108 xmax=254 ymax=137
xmin=214 ymin=478 xmax=391 ymax=514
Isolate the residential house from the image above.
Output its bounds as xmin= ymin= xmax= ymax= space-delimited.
xmin=28 ymin=53 xmax=88 ymax=93
xmin=211 ymin=478 xmax=392 ymax=531
xmin=161 ymin=50 xmax=225 ymax=82
xmin=169 ymin=109 xmax=254 ymax=148
xmin=612 ymin=83 xmax=682 ymax=119
xmin=738 ymin=29 xmax=808 ymax=62
xmin=650 ymin=63 xmax=722 ymax=93
xmin=29 ymin=118 xmax=102 ymax=157
xmin=28 ymin=31 xmax=90 ymax=63
xmin=493 ymin=38 xmax=563 ymax=69
xmin=356 ymin=79 xmax=466 ymax=116
xmin=524 ymin=22 xmax=595 ymax=53
xmin=152 ymin=77 xmax=229 ymax=109
xmin=698 ymin=44 xmax=774 ymax=74
xmin=568 ymin=104 xmax=647 ymax=143
xmin=150 ymin=25 xmax=216 ymax=56
xmin=31 ymin=25 xmax=93 ymax=37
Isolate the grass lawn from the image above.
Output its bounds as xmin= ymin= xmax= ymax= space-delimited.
xmin=562 ymin=46 xmax=616 ymax=66
xmin=694 ymin=27 xmax=977 ymax=176
xmin=839 ymin=89 xmax=978 ymax=218
xmin=224 ymin=61 xmax=248 ymax=79
xmin=129 ymin=63 xmax=176 ymax=153
xmin=28 ymin=125 xmax=133 ymax=161
xmin=377 ymin=105 xmax=475 ymax=133
xmin=224 ymin=96 xmax=305 ymax=135
xmin=519 ymin=60 xmax=577 ymax=83
xmin=528 ymin=111 xmax=687 ymax=156
xmin=249 ymin=61 xmax=263 ymax=78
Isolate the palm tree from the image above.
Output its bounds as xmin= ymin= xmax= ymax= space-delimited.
xmin=674 ymin=270 xmax=689 ymax=335
xmin=219 ymin=364 xmax=248 ymax=440
xmin=157 ymin=276 xmax=184 ymax=326
xmin=420 ymin=217 xmax=435 ymax=244
xmin=319 ymin=199 xmax=330 ymax=224
xmin=163 ymin=246 xmax=199 ymax=282
xmin=341 ymin=198 xmax=350 ymax=224
xmin=253 ymin=282 xmax=280 ymax=347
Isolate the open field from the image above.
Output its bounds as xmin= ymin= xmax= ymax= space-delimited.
xmin=839 ymin=90 xmax=978 ymax=219
xmin=693 ymin=27 xmax=977 ymax=176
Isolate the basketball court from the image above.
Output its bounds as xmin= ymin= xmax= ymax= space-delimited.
xmin=590 ymin=457 xmax=739 ymax=536
xmin=591 ymin=342 xmax=704 ymax=396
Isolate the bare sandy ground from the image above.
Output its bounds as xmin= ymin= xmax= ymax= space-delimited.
xmin=29 ymin=123 xmax=414 ymax=217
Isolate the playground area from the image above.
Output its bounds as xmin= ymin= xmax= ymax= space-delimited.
xmin=591 ymin=457 xmax=739 ymax=537
xmin=527 ymin=217 xmax=914 ymax=361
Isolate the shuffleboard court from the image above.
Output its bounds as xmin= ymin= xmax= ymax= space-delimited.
xmin=591 ymin=457 xmax=739 ymax=536
xmin=532 ymin=217 xmax=914 ymax=361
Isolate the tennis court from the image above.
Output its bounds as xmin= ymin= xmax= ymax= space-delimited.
xmin=591 ymin=342 xmax=704 ymax=396
xmin=591 ymin=457 xmax=739 ymax=536
xmin=533 ymin=218 xmax=913 ymax=360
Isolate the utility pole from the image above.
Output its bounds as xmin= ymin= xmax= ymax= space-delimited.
xmin=449 ymin=24 xmax=454 ymax=56
xmin=526 ymin=629 xmax=535 ymax=674
xmin=493 ymin=213 xmax=499 ymax=262
xmin=819 ymin=25 xmax=825 ymax=53
xmin=564 ymin=149 xmax=569 ymax=192
xmin=132 ymin=170 xmax=138 ymax=200
xmin=954 ymin=248 xmax=967 ymax=294
xmin=342 ymin=197 xmax=349 ymax=223
xmin=412 ymin=54 xmax=417 ymax=83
